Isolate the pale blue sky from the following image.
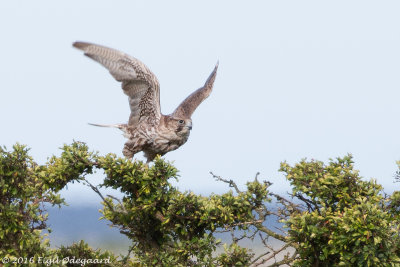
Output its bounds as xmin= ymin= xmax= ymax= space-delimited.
xmin=1 ymin=1 xmax=400 ymax=205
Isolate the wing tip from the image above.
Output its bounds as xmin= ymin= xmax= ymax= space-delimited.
xmin=213 ymin=61 xmax=219 ymax=75
xmin=204 ymin=61 xmax=218 ymax=86
xmin=72 ymin=41 xmax=91 ymax=50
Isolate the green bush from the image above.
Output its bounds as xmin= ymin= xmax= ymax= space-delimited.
xmin=0 ymin=144 xmax=63 ymax=261
xmin=1 ymin=143 xmax=400 ymax=266
xmin=281 ymin=155 xmax=400 ymax=266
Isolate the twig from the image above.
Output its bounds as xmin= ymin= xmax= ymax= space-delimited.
xmin=251 ymin=249 xmax=271 ymax=266
xmin=294 ymin=193 xmax=320 ymax=214
xmin=122 ymin=245 xmax=135 ymax=264
xmin=223 ymin=219 xmax=264 ymax=228
xmin=107 ymin=194 xmax=127 ymax=213
xmin=84 ymin=178 xmax=114 ymax=212
xmin=253 ymin=241 xmax=296 ymax=267
xmin=210 ymin=172 xmax=241 ymax=193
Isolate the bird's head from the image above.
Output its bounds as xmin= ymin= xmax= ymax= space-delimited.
xmin=173 ymin=117 xmax=193 ymax=136
xmin=163 ymin=116 xmax=193 ymax=136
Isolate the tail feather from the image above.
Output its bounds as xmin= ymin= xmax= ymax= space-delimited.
xmin=88 ymin=123 xmax=127 ymax=130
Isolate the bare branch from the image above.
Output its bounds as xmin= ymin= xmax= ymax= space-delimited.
xmin=84 ymin=178 xmax=114 ymax=212
xmin=252 ymin=241 xmax=297 ymax=267
xmin=224 ymin=219 xmax=264 ymax=228
xmin=210 ymin=171 xmax=241 ymax=193
xmin=106 ymin=194 xmax=127 ymax=213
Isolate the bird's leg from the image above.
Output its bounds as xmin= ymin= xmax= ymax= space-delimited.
xmin=144 ymin=151 xmax=157 ymax=164
xmin=123 ymin=140 xmax=141 ymax=159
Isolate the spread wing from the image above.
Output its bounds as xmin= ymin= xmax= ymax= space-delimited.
xmin=73 ymin=41 xmax=161 ymax=126
xmin=172 ymin=63 xmax=218 ymax=119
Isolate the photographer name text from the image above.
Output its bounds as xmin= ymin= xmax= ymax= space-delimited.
xmin=1 ymin=256 xmax=111 ymax=266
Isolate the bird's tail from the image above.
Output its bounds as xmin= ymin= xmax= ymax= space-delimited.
xmin=88 ymin=123 xmax=127 ymax=131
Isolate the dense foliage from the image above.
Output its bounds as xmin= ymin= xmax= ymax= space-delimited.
xmin=281 ymin=156 xmax=400 ymax=266
xmin=0 ymin=144 xmax=62 ymax=260
xmin=0 ymin=142 xmax=399 ymax=266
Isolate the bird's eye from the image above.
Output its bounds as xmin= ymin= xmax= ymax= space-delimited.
xmin=178 ymin=120 xmax=184 ymax=124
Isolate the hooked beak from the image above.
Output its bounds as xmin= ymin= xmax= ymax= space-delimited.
xmin=187 ymin=122 xmax=193 ymax=130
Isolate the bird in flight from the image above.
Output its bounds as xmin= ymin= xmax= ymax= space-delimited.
xmin=73 ymin=41 xmax=218 ymax=162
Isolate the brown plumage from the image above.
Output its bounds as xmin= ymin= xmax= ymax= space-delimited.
xmin=73 ymin=41 xmax=218 ymax=162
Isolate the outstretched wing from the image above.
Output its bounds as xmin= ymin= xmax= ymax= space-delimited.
xmin=73 ymin=41 xmax=161 ymax=126
xmin=172 ymin=63 xmax=218 ymax=119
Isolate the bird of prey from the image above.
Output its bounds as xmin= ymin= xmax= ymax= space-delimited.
xmin=73 ymin=41 xmax=218 ymax=162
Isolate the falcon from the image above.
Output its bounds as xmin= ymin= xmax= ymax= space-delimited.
xmin=73 ymin=41 xmax=218 ymax=162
